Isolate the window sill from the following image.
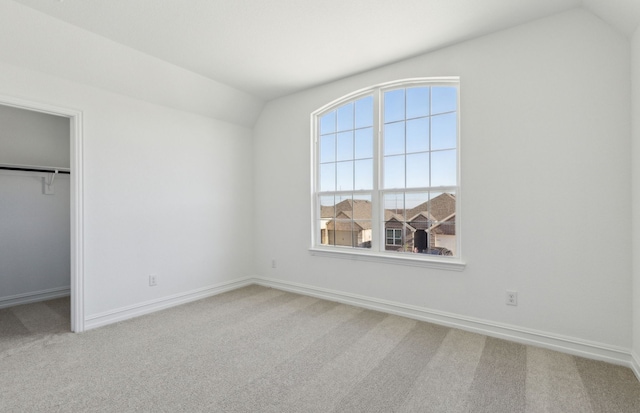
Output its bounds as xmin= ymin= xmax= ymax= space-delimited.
xmin=308 ymin=247 xmax=466 ymax=271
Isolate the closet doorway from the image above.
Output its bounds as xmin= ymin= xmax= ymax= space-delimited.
xmin=0 ymin=96 xmax=84 ymax=333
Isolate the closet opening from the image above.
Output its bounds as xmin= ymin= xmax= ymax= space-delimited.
xmin=0 ymin=96 xmax=84 ymax=335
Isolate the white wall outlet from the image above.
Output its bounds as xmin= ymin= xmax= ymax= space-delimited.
xmin=271 ymin=259 xmax=277 ymax=269
xmin=506 ymin=291 xmax=518 ymax=306
xmin=149 ymin=275 xmax=157 ymax=286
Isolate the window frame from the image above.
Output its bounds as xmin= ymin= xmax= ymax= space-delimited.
xmin=309 ymin=78 xmax=465 ymax=271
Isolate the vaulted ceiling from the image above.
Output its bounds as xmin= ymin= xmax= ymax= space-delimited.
xmin=12 ymin=0 xmax=640 ymax=101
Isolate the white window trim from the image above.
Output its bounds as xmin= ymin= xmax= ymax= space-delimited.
xmin=308 ymin=247 xmax=465 ymax=271
xmin=309 ymin=77 xmax=465 ymax=271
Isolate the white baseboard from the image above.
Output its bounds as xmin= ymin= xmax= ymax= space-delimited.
xmin=253 ymin=277 xmax=635 ymax=369
xmin=0 ymin=286 xmax=70 ymax=309
xmin=632 ymin=351 xmax=640 ymax=382
xmin=84 ymin=277 xmax=254 ymax=331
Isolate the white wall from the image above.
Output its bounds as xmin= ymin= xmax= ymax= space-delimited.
xmin=0 ymin=105 xmax=69 ymax=167
xmin=253 ymin=9 xmax=632 ymax=349
xmin=0 ymin=6 xmax=255 ymax=319
xmin=0 ymin=171 xmax=70 ymax=303
xmin=0 ymin=1 xmax=263 ymax=128
xmin=632 ymin=27 xmax=640 ymax=366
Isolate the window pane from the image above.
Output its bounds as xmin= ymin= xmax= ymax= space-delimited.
xmin=320 ymin=163 xmax=335 ymax=191
xmin=319 ymin=195 xmax=335 ymax=246
xmin=353 ymin=199 xmax=372 ymax=248
xmin=355 ymin=220 xmax=372 ymax=248
xmin=336 ymin=131 xmax=353 ymax=161
xmin=429 ymin=191 xmax=456 ymax=255
xmin=352 ymin=194 xmax=371 ymax=219
xmin=384 ymin=192 xmax=404 ymax=217
xmin=429 ymin=191 xmax=456 ymax=221
xmin=320 ymin=111 xmax=336 ymax=134
xmin=336 ymin=161 xmax=354 ymax=191
xmin=320 ymin=133 xmax=335 ymax=163
xmin=431 ymin=87 xmax=457 ymax=114
xmin=335 ymin=194 xmax=352 ymax=216
xmin=384 ymin=155 xmax=404 ymax=189
xmin=406 ymin=153 xmax=429 ymax=188
xmin=406 ymin=117 xmax=429 ymax=153
xmin=384 ymin=122 xmax=405 ymax=156
xmin=433 ymin=220 xmax=455 ymax=255
xmin=431 ymin=150 xmax=456 ymax=187
xmin=406 ymin=87 xmax=429 ymax=119
xmin=319 ymin=195 xmax=335 ymax=219
xmin=384 ymin=89 xmax=405 ymax=123
xmin=405 ymin=192 xmax=429 ymax=221
xmin=320 ymin=222 xmax=334 ymax=245
xmin=355 ymin=127 xmax=373 ymax=159
xmin=354 ymin=159 xmax=373 ymax=190
xmin=355 ymin=96 xmax=373 ymax=128
xmin=337 ymin=102 xmax=354 ymax=132
xmin=431 ymin=113 xmax=456 ymax=150
xmin=332 ymin=220 xmax=354 ymax=246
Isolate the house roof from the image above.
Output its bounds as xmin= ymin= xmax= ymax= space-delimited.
xmin=384 ymin=210 xmax=406 ymax=223
xmin=433 ymin=215 xmax=456 ymax=235
xmin=326 ymin=210 xmax=372 ymax=231
xmin=322 ymin=198 xmax=372 ymax=220
xmin=405 ymin=193 xmax=456 ymax=223
xmin=324 ymin=193 xmax=455 ymax=232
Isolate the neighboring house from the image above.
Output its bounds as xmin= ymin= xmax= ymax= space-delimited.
xmin=402 ymin=192 xmax=456 ymax=255
xmin=321 ymin=193 xmax=456 ymax=255
xmin=321 ymin=199 xmax=372 ymax=247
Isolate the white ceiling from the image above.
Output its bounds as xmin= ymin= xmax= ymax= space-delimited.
xmin=11 ymin=0 xmax=640 ymax=101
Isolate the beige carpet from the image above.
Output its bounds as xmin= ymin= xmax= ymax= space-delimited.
xmin=0 ymin=296 xmax=70 ymax=356
xmin=1 ymin=285 xmax=639 ymax=412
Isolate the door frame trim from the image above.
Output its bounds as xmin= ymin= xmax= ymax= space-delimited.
xmin=0 ymin=95 xmax=85 ymax=332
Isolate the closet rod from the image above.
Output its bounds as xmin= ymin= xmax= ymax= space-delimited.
xmin=0 ymin=165 xmax=70 ymax=174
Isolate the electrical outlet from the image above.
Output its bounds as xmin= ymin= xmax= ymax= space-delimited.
xmin=506 ymin=291 xmax=518 ymax=306
xmin=149 ymin=275 xmax=157 ymax=286
xmin=271 ymin=259 xmax=277 ymax=269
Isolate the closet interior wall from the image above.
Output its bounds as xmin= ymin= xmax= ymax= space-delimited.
xmin=0 ymin=104 xmax=71 ymax=308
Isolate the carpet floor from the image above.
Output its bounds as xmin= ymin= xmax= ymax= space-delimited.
xmin=1 ymin=285 xmax=639 ymax=412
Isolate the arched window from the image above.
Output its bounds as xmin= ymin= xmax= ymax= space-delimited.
xmin=311 ymin=78 xmax=463 ymax=269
